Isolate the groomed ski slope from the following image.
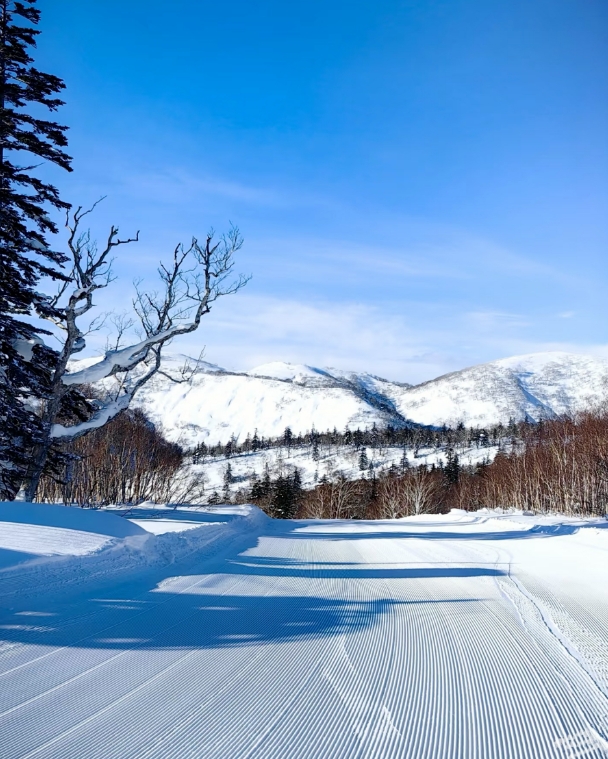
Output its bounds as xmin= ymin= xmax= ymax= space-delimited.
xmin=1 ymin=507 xmax=608 ymax=758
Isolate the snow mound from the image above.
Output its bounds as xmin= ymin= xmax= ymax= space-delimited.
xmin=0 ymin=502 xmax=147 ymax=572
xmin=0 ymin=503 xmax=268 ymax=596
xmin=0 ymin=502 xmax=147 ymax=538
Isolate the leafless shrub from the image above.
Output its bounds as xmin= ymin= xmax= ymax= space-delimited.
xmin=454 ymin=412 xmax=608 ymax=515
xmin=299 ymin=475 xmax=369 ymax=519
xmin=376 ymin=466 xmax=443 ymax=518
xmin=37 ymin=410 xmax=201 ymax=507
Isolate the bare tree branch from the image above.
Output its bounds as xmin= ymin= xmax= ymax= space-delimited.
xmin=24 ymin=207 xmax=247 ymax=498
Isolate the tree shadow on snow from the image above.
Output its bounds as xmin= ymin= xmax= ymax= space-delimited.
xmin=0 ymin=552 xmax=494 ymax=652
xmin=284 ymin=520 xmax=602 ymax=542
xmin=223 ymin=556 xmax=507 ymax=580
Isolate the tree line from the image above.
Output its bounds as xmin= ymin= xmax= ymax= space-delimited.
xmin=190 ymin=419 xmax=523 ymax=463
xmin=35 ymin=400 xmax=608 ymax=517
xmin=222 ymin=413 xmax=608 ymax=519
xmin=37 ymin=409 xmax=205 ymax=507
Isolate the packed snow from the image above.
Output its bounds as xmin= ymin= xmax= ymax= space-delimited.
xmin=1 ymin=503 xmax=607 ymax=757
xmin=85 ymin=351 xmax=608 ymax=447
xmin=0 ymin=503 xmax=146 ymax=571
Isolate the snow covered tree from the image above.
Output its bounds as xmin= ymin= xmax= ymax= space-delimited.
xmin=22 ymin=204 xmax=248 ymax=500
xmin=0 ymin=0 xmax=72 ymax=499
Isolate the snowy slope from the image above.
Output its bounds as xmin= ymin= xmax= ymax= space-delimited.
xmin=1 ymin=508 xmax=608 ymax=758
xmin=0 ymin=502 xmax=267 ymax=597
xmin=385 ymin=351 xmax=608 ymax=428
xmin=83 ymin=351 xmax=608 ymax=445
xmin=0 ymin=502 xmax=146 ymax=571
xmin=129 ymin=357 xmax=405 ymax=446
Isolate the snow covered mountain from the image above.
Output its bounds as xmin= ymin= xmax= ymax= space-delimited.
xmin=129 ymin=357 xmax=406 ymax=447
xmin=99 ymin=351 xmax=608 ymax=446
xmin=381 ymin=352 xmax=608 ymax=429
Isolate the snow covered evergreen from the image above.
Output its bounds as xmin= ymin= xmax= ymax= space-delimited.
xmin=0 ymin=0 xmax=71 ymax=499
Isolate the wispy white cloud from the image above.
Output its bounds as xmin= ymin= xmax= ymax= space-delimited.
xmin=59 ymin=162 xmax=605 ymax=383
xmin=79 ymin=287 xmax=608 ymax=385
xmin=464 ymin=311 xmax=532 ymax=331
xmin=160 ymin=294 xmax=608 ymax=384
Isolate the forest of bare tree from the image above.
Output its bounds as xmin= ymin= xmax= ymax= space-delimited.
xmin=36 ymin=406 xmax=608 ymax=518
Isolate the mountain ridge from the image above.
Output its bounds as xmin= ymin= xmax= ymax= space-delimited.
xmin=85 ymin=351 xmax=608 ymax=446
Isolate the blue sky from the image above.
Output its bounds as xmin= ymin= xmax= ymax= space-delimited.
xmin=36 ymin=0 xmax=608 ymax=382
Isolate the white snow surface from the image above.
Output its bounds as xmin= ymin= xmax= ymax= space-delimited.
xmin=0 ymin=503 xmax=147 ymax=570
xmin=1 ymin=504 xmax=607 ymax=758
xmin=86 ymin=351 xmax=608 ymax=447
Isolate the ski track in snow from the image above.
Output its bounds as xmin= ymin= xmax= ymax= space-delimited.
xmin=1 ymin=512 xmax=608 ymax=758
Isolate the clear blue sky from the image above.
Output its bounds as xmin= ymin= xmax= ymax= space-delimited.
xmin=37 ymin=0 xmax=608 ymax=382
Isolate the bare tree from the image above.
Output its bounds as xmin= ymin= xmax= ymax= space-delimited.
xmin=377 ymin=473 xmax=411 ymax=519
xmin=300 ymin=473 xmax=365 ymax=519
xmin=375 ymin=466 xmax=442 ymax=518
xmin=23 ymin=202 xmax=248 ymax=500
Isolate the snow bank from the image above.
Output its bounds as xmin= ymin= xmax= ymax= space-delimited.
xmin=0 ymin=501 xmax=147 ymax=538
xmin=0 ymin=503 xmax=268 ymax=600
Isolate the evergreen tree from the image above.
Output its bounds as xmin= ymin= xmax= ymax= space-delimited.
xmin=261 ymin=462 xmax=271 ymax=494
xmin=358 ymin=447 xmax=369 ymax=471
xmin=271 ymin=474 xmax=290 ymax=518
xmin=291 ymin=467 xmax=303 ymax=511
xmin=250 ymin=462 xmax=272 ymax=505
xmin=444 ymin=449 xmax=460 ymax=486
xmin=271 ymin=469 xmax=301 ymax=519
xmin=399 ymin=446 xmax=409 ymax=473
xmin=370 ymin=423 xmax=379 ymax=449
xmin=0 ymin=0 xmax=72 ymax=499
xmin=387 ymin=462 xmax=399 ymax=478
xmin=222 ymin=462 xmax=233 ymax=501
xmin=283 ymin=426 xmax=293 ymax=448
xmin=192 ymin=442 xmax=207 ymax=464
